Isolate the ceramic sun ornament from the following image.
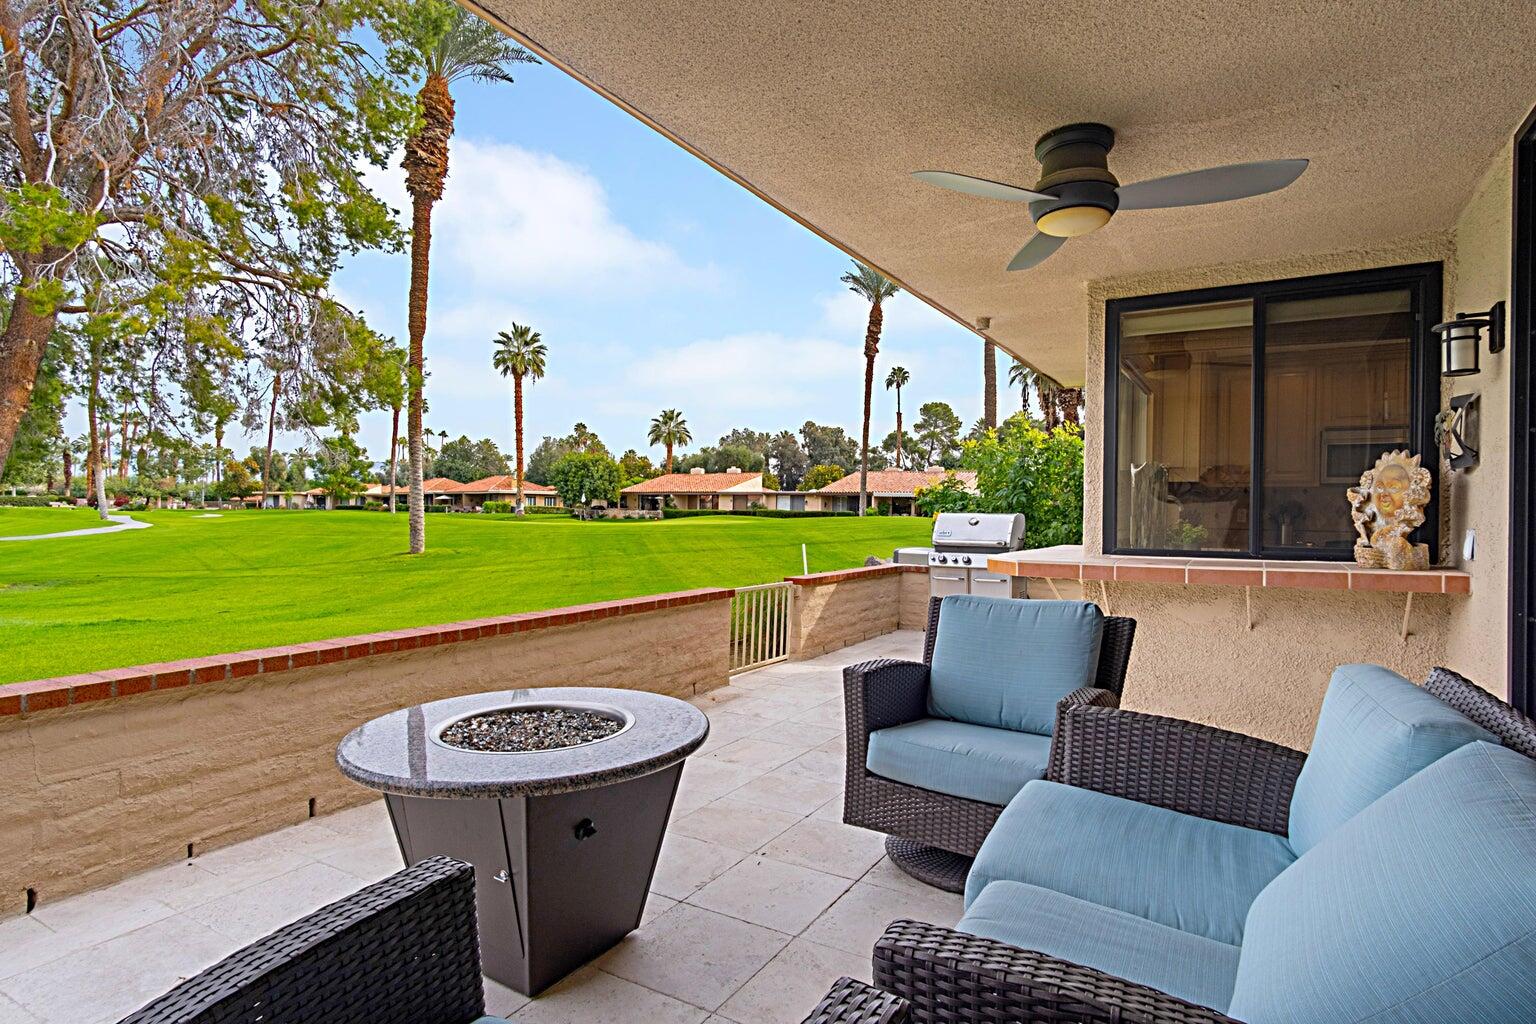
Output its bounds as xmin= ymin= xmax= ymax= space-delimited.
xmin=1348 ymin=450 xmax=1432 ymax=571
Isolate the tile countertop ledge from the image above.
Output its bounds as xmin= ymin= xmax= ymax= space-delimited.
xmin=987 ymin=545 xmax=1471 ymax=595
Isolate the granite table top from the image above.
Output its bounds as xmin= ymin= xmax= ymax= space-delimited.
xmin=335 ymin=686 xmax=710 ymax=798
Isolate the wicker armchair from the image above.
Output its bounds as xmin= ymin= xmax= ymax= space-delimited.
xmin=844 ymin=596 xmax=1136 ymax=890
xmin=118 ymin=857 xmax=490 ymax=1024
xmin=865 ymin=665 xmax=1536 ymax=1024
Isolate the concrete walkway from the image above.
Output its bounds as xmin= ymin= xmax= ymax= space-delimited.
xmin=0 ymin=513 xmax=151 ymax=542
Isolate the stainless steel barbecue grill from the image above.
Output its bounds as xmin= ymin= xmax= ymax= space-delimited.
xmin=927 ymin=512 xmax=1029 ymax=599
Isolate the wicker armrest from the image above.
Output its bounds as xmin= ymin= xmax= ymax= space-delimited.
xmin=874 ymin=919 xmax=1241 ymax=1024
xmin=119 ymin=856 xmax=485 ymax=1024
xmin=802 ymin=977 xmax=909 ymax=1024
xmin=1046 ymin=685 xmax=1120 ymax=781
xmin=1051 ymin=704 xmax=1307 ymax=834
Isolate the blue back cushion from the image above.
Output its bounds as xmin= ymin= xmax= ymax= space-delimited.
xmin=1230 ymin=742 xmax=1536 ymax=1024
xmin=1287 ymin=663 xmax=1493 ymax=855
xmin=928 ymin=597 xmax=1104 ymax=735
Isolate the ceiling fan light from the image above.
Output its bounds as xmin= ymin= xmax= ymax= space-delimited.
xmin=1036 ymin=205 xmax=1112 ymax=237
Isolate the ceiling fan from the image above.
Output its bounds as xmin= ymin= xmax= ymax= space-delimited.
xmin=913 ymin=123 xmax=1308 ymax=271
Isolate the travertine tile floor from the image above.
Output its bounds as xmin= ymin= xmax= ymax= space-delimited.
xmin=0 ymin=630 xmax=964 ymax=1024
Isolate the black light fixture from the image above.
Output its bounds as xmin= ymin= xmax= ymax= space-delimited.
xmin=1432 ymin=301 xmax=1505 ymax=376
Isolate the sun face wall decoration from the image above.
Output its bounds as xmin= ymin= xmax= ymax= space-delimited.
xmin=1348 ymin=450 xmax=1433 ymax=571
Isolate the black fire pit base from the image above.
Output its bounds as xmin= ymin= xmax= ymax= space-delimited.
xmin=385 ymin=763 xmax=682 ymax=996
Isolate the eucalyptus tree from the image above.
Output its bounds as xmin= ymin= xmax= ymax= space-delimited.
xmin=491 ymin=323 xmax=547 ymax=512
xmin=0 ymin=0 xmax=412 ymax=477
xmin=374 ymin=2 xmax=536 ymax=552
xmin=884 ymin=365 xmax=910 ymax=470
xmin=648 ymin=409 xmax=691 ymax=474
xmin=840 ymin=262 xmax=899 ymax=514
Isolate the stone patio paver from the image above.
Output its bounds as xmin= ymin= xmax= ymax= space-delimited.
xmin=0 ymin=631 xmax=960 ymax=1024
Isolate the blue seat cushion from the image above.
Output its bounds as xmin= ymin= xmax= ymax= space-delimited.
xmin=866 ymin=718 xmax=1051 ymax=806
xmin=1287 ymin=663 xmax=1494 ymax=855
xmin=1230 ymin=742 xmax=1536 ymax=1024
xmin=928 ymin=596 xmax=1104 ymax=734
xmin=962 ymin=880 xmax=1241 ymax=1013
xmin=967 ymin=780 xmax=1295 ymax=945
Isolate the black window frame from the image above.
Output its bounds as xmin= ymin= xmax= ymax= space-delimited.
xmin=1103 ymin=261 xmax=1443 ymax=561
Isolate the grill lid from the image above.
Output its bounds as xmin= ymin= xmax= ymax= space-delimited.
xmin=931 ymin=512 xmax=1026 ymax=550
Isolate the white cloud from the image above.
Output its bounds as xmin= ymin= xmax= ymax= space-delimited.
xmin=363 ymin=139 xmax=711 ymax=295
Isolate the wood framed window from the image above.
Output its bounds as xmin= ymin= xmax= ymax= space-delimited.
xmin=1104 ymin=263 xmax=1443 ymax=560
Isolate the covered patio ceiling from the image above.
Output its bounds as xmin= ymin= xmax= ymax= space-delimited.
xmin=466 ymin=1 xmax=1536 ymax=384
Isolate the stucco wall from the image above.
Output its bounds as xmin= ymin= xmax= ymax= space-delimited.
xmin=788 ymin=567 xmax=908 ymax=659
xmin=1070 ymin=579 xmax=1452 ymax=748
xmin=1443 ymin=142 xmax=1515 ymax=692
xmin=898 ymin=569 xmax=931 ymax=631
xmin=0 ymin=598 xmax=730 ymax=915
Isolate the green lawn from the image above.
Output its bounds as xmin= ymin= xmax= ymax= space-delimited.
xmin=0 ymin=510 xmax=930 ymax=684
xmin=0 ymin=506 xmax=116 ymax=537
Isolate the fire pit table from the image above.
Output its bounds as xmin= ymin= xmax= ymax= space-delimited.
xmin=336 ymin=686 xmax=708 ymax=995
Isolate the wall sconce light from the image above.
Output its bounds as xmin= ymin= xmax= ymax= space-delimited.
xmin=1432 ymin=301 xmax=1505 ymax=376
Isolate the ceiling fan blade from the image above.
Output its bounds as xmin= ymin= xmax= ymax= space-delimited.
xmin=913 ymin=170 xmax=1054 ymax=203
xmin=1115 ymin=159 xmax=1308 ymax=211
xmin=1007 ymin=232 xmax=1067 ymax=272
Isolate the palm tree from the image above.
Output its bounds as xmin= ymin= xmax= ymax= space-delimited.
xmin=1008 ymin=359 xmax=1062 ymax=428
xmin=841 ymin=261 xmax=899 ymax=514
xmin=1007 ymin=359 xmax=1034 ymax=416
xmin=884 ymin=366 xmax=910 ymax=469
xmin=492 ymin=323 xmax=548 ymax=512
xmin=392 ymin=7 xmax=536 ymax=553
xmin=648 ymin=409 xmax=691 ymax=474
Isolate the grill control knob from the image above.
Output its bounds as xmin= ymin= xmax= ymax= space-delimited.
xmin=936 ymin=554 xmax=947 ymax=564
xmin=961 ymin=556 xmax=972 ymax=565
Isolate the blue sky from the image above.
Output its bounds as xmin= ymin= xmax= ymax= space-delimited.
xmin=323 ymin=54 xmax=997 ymax=466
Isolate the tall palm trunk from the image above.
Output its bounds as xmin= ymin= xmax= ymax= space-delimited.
xmin=262 ymin=372 xmax=280 ymax=507
xmin=86 ymin=341 xmax=109 ymax=518
xmin=983 ymin=339 xmax=997 ymax=429
xmin=894 ymin=385 xmax=904 ymax=470
xmin=665 ymin=443 xmax=674 ymax=474
xmin=513 ymin=375 xmax=525 ymax=511
xmin=62 ymin=445 xmax=72 ymax=494
xmin=403 ymin=72 xmax=454 ymax=555
xmin=858 ymin=300 xmax=883 ymax=515
xmin=388 ymin=404 xmax=400 ymax=513
xmin=214 ymin=420 xmax=225 ymax=482
xmin=1038 ymin=378 xmax=1059 ymax=431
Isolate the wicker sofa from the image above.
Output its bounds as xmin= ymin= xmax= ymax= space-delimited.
xmin=843 ymin=595 xmax=1135 ymax=890
xmin=852 ymin=665 xmax=1536 ymax=1024
xmin=118 ymin=857 xmax=498 ymax=1024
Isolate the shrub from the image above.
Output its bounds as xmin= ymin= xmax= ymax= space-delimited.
xmin=424 ymin=505 xmax=447 ymax=513
xmin=483 ymin=500 xmax=514 ymax=514
xmin=364 ymin=500 xmax=383 ymax=511
xmin=961 ymin=418 xmax=1084 ymax=546
xmin=0 ymin=495 xmax=52 ymax=507
xmin=914 ymin=475 xmax=977 ymax=515
xmin=525 ymin=504 xmax=570 ymax=515
xmin=661 ymin=507 xmax=856 ymax=520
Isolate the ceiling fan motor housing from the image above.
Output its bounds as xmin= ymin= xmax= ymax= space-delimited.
xmin=1029 ymin=123 xmax=1120 ymax=235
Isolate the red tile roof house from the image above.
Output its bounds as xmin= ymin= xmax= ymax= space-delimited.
xmin=620 ymin=469 xmax=788 ymax=511
xmin=442 ymin=474 xmax=563 ymax=510
xmin=812 ymin=468 xmax=978 ymax=514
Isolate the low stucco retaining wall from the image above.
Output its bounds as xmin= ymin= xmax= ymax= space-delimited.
xmin=785 ymin=564 xmax=928 ymax=659
xmin=0 ymin=590 xmax=733 ymax=915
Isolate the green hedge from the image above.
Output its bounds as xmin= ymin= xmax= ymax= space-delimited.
xmin=524 ymin=504 xmax=570 ymax=515
xmin=483 ymin=500 xmax=513 ymax=514
xmin=661 ymin=508 xmax=856 ymax=520
xmin=0 ymin=495 xmax=54 ymax=507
